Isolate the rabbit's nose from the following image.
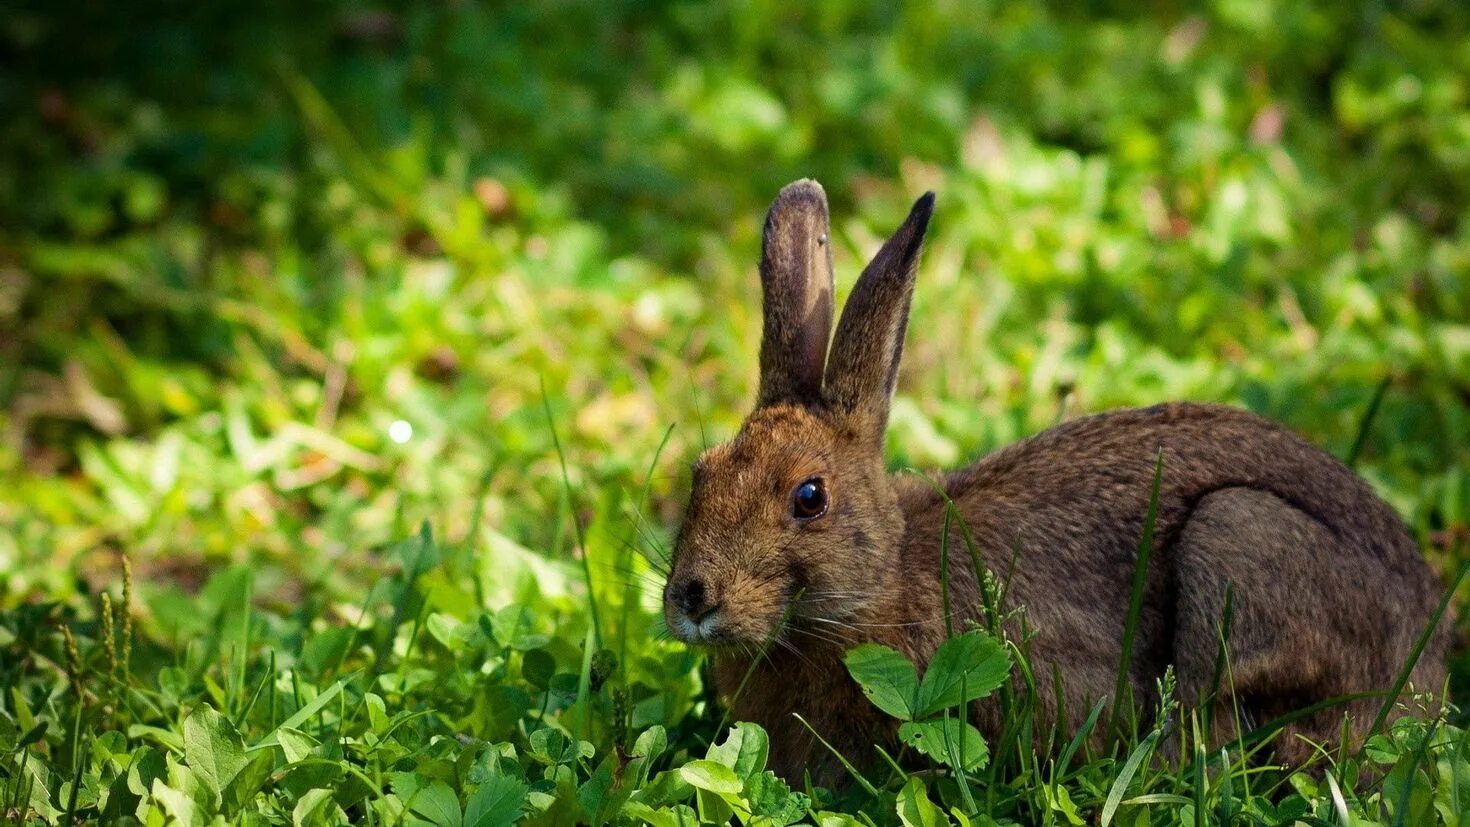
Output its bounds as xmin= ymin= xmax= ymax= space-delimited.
xmin=670 ymin=578 xmax=716 ymax=619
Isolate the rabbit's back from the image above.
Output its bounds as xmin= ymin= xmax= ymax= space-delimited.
xmin=895 ymin=402 xmax=1448 ymax=753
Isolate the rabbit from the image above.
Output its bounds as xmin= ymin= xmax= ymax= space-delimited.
xmin=662 ymin=179 xmax=1452 ymax=785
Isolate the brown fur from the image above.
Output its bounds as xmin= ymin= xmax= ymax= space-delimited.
xmin=664 ymin=180 xmax=1451 ymax=785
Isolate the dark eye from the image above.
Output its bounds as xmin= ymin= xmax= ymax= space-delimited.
xmin=791 ymin=478 xmax=828 ymax=521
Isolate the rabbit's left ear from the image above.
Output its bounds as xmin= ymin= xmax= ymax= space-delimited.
xmin=755 ymin=179 xmax=836 ymax=408
xmin=823 ymin=192 xmax=935 ymax=440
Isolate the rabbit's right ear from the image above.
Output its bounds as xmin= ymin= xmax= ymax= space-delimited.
xmin=755 ymin=179 xmax=835 ymax=408
xmin=823 ymin=192 xmax=935 ymax=441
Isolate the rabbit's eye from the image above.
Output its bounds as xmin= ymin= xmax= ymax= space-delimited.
xmin=791 ymin=478 xmax=828 ymax=521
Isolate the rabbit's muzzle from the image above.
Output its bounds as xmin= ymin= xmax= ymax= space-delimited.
xmin=663 ymin=557 xmax=799 ymax=648
xmin=665 ymin=576 xmax=722 ymax=643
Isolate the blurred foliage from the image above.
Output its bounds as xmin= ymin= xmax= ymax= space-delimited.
xmin=1 ymin=0 xmax=1469 ymax=823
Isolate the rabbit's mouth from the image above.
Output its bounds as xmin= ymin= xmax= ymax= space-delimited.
xmin=669 ymin=609 xmax=724 ymax=645
xmin=668 ymin=601 xmax=790 ymax=648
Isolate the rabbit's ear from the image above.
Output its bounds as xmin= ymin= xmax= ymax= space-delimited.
xmin=756 ymin=179 xmax=836 ymax=407
xmin=823 ymin=192 xmax=935 ymax=439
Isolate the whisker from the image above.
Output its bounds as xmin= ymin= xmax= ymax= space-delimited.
xmin=589 ymin=565 xmax=668 ymax=593
xmin=787 ymin=625 xmax=853 ymax=651
xmin=808 ymin=614 xmax=943 ymax=630
xmin=620 ymin=506 xmax=671 ymax=564
xmin=771 ymin=636 xmax=816 ymax=670
xmin=607 ymin=530 xmax=671 ymax=574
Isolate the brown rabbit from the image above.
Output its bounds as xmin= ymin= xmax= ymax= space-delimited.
xmin=663 ymin=179 xmax=1451 ymax=784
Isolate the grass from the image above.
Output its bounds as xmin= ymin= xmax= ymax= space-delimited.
xmin=3 ymin=0 xmax=1470 ymax=823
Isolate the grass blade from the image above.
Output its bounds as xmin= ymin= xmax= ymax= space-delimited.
xmin=792 ymin=713 xmax=879 ymax=798
xmin=1056 ymin=696 xmax=1108 ymax=775
xmin=576 ymin=622 xmax=597 ymax=744
xmin=1325 ymin=772 xmax=1350 ymax=825
xmin=1113 ymin=447 xmax=1164 ymax=739
xmin=1345 ymin=375 xmax=1391 ymax=469
xmin=1101 ymin=730 xmax=1159 ymax=827
xmin=541 ymin=376 xmax=603 ymax=647
xmin=252 ymin=675 xmax=351 ymax=750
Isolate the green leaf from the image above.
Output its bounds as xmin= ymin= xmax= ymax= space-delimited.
xmin=521 ymin=649 xmax=556 ymax=690
xmin=1047 ymin=784 xmax=1085 ymax=826
xmin=577 ymin=753 xmax=623 ymax=825
xmin=1363 ymin=734 xmax=1399 ymax=764
xmin=493 ymin=604 xmax=550 ymax=650
xmin=707 ymin=722 xmax=769 ymax=780
xmin=464 ymin=775 xmax=527 ymax=827
xmin=16 ymin=751 xmax=59 ymax=820
xmin=695 ymin=786 xmax=736 ymax=825
xmin=10 ymin=687 xmax=36 ymax=733
xmin=622 ymin=802 xmax=700 ymax=827
xmin=899 ymin=719 xmax=989 ymax=771
xmin=745 ymin=771 xmax=810 ymax=825
xmin=425 ymin=612 xmax=464 ymax=650
xmin=678 ymin=759 xmax=743 ymax=795
xmin=365 ymin=693 xmax=388 ymax=732
xmin=127 ymin=747 xmax=166 ymax=797
xmin=632 ymin=725 xmax=667 ymax=765
xmin=914 ymin=630 xmax=1010 ymax=717
xmin=223 ymin=752 xmax=276 ymax=813
xmin=292 ymin=788 xmax=340 ymax=827
xmin=276 ymin=727 xmax=319 ymax=764
xmin=17 ymin=721 xmax=47 ymax=750
xmin=844 ymin=643 xmax=919 ymax=720
xmin=150 ymin=777 xmax=205 ymax=827
xmin=630 ymin=768 xmax=693 ymax=807
xmin=182 ymin=704 xmax=248 ymax=796
xmin=405 ymin=779 xmax=462 ymax=827
xmin=528 ymin=727 xmax=592 ymax=766
xmin=896 ymin=777 xmax=947 ymax=827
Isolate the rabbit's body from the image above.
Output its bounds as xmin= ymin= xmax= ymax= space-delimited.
xmin=666 ymin=180 xmax=1449 ymax=785
xmin=714 ymin=402 xmax=1447 ymax=781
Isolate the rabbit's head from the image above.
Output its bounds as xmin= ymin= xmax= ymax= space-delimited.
xmin=664 ymin=179 xmax=935 ymax=648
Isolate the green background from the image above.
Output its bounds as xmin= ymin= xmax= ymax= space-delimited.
xmin=2 ymin=1 xmax=1468 ymax=823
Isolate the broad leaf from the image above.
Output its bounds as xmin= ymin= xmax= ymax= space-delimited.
xmin=276 ymin=727 xmax=319 ymax=764
xmin=630 ymin=768 xmax=693 ymax=807
xmin=844 ymin=643 xmax=919 ymax=720
xmin=465 ymin=776 xmax=527 ymax=827
xmin=633 ymin=725 xmax=667 ymax=765
xmin=150 ymin=777 xmax=205 ymax=827
xmin=623 ymin=802 xmax=700 ymax=827
xmin=412 ymin=782 xmax=463 ymax=827
xmin=183 ymin=704 xmax=248 ymax=796
xmin=292 ymin=788 xmax=339 ymax=827
xmin=896 ymin=777 xmax=947 ymax=827
xmin=745 ymin=771 xmax=810 ymax=825
xmin=707 ymin=722 xmax=769 ymax=780
xmin=578 ymin=753 xmax=626 ymax=826
xmin=915 ymin=630 xmax=1010 ymax=717
xmin=678 ymin=759 xmax=743 ymax=795
xmin=1047 ymin=784 xmax=1085 ymax=826
xmin=899 ymin=718 xmax=989 ymax=771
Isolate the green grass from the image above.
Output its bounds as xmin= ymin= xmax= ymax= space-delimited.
xmin=3 ymin=0 xmax=1470 ymax=823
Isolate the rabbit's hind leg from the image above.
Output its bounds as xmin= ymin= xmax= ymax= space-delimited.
xmin=1170 ymin=487 xmax=1371 ymax=767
